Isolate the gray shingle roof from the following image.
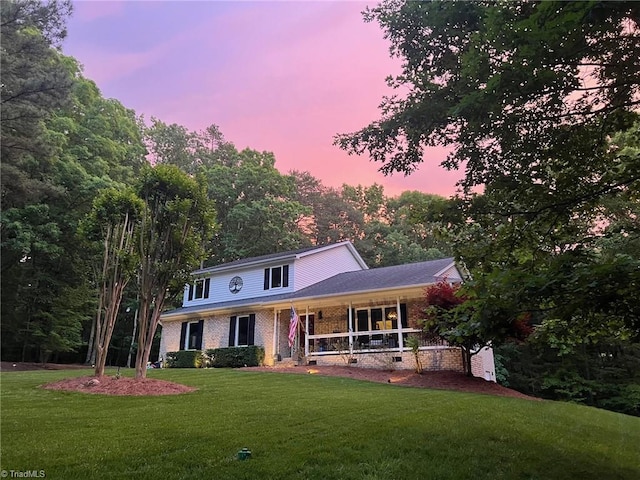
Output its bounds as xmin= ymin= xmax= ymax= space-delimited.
xmin=290 ymin=257 xmax=455 ymax=298
xmin=162 ymin=291 xmax=294 ymax=318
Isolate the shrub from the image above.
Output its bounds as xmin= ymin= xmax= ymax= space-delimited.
xmin=165 ymin=350 xmax=204 ymax=368
xmin=205 ymin=346 xmax=265 ymax=368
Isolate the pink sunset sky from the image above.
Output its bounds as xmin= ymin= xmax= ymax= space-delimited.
xmin=63 ymin=0 xmax=461 ymax=197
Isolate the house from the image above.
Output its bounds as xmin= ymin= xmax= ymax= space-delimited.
xmin=159 ymin=241 xmax=496 ymax=380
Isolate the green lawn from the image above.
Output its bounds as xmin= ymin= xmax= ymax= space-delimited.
xmin=1 ymin=368 xmax=639 ymax=480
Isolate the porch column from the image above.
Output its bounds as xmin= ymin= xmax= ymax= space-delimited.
xmin=272 ymin=308 xmax=278 ymax=362
xmin=348 ymin=301 xmax=354 ymax=353
xmin=304 ymin=306 xmax=310 ymax=357
xmin=396 ymin=297 xmax=404 ymax=351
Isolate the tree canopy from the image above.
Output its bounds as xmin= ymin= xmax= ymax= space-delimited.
xmin=134 ymin=165 xmax=215 ymax=378
xmin=336 ymin=0 xmax=640 ymax=348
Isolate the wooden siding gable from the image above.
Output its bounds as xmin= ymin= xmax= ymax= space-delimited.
xmin=294 ymin=244 xmax=367 ymax=290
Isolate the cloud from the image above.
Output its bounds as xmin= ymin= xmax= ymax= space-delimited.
xmin=72 ymin=0 xmax=125 ymax=22
xmin=64 ymin=1 xmax=462 ymax=198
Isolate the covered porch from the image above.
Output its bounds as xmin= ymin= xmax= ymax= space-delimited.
xmin=270 ymin=293 xmax=457 ymax=371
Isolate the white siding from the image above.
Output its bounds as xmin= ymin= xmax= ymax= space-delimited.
xmin=182 ymin=264 xmax=294 ymax=308
xmin=181 ymin=244 xmax=364 ymax=309
xmin=438 ymin=265 xmax=462 ymax=282
xmin=294 ymin=244 xmax=365 ymax=290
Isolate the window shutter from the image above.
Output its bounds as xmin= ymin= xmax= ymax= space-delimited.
xmin=282 ymin=265 xmax=289 ymax=287
xmin=400 ymin=304 xmax=408 ymax=328
xmin=188 ymin=284 xmax=194 ymax=301
xmin=228 ymin=316 xmax=237 ymax=347
xmin=263 ymin=269 xmax=270 ymax=290
xmin=204 ymin=278 xmax=210 ymax=298
xmin=248 ymin=314 xmax=256 ymax=346
xmin=180 ymin=322 xmax=188 ymax=350
xmin=195 ymin=320 xmax=204 ymax=350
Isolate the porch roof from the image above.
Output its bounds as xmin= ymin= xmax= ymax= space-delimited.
xmin=161 ymin=291 xmax=294 ymax=320
xmin=289 ymin=257 xmax=455 ymax=299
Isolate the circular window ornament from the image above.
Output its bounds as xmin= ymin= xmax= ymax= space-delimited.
xmin=229 ymin=276 xmax=243 ymax=294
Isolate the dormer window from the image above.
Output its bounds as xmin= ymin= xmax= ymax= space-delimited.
xmin=263 ymin=265 xmax=289 ymax=290
xmin=188 ymin=278 xmax=210 ymax=301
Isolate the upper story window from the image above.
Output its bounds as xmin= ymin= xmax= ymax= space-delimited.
xmin=188 ymin=278 xmax=210 ymax=301
xmin=263 ymin=265 xmax=289 ymax=290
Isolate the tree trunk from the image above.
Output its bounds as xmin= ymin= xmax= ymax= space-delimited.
xmin=126 ymin=305 xmax=138 ymax=368
xmin=462 ymin=347 xmax=473 ymax=377
xmin=135 ymin=335 xmax=154 ymax=379
xmin=94 ymin=346 xmax=106 ymax=377
xmin=85 ymin=314 xmax=96 ymax=365
xmin=134 ymin=291 xmax=165 ymax=379
xmin=93 ymin=215 xmax=133 ymax=377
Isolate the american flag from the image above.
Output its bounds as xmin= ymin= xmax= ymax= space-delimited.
xmin=288 ymin=307 xmax=299 ymax=348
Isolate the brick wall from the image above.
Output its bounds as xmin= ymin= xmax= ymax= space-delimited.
xmin=161 ymin=311 xmax=277 ymax=366
xmin=159 ymin=321 xmax=181 ymax=358
xmin=406 ymin=300 xmax=425 ymax=328
xmin=471 ymin=346 xmax=496 ymax=381
xmin=306 ymin=347 xmax=463 ymax=373
xmin=310 ymin=300 xmax=425 ymax=334
xmin=313 ymin=305 xmax=349 ymax=334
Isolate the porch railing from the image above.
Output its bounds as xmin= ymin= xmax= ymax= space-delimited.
xmin=306 ymin=329 xmax=448 ymax=356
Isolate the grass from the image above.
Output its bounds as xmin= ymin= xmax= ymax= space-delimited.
xmin=1 ymin=368 xmax=639 ymax=480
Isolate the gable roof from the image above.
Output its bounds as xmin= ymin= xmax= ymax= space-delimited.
xmin=192 ymin=241 xmax=368 ymax=275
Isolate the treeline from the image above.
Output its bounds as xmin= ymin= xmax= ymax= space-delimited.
xmin=0 ymin=0 xmax=456 ymax=367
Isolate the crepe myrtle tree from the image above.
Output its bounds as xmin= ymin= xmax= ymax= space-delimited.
xmin=134 ymin=165 xmax=215 ymax=379
xmin=81 ymin=188 xmax=143 ymax=377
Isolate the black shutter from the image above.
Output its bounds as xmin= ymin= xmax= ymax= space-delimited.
xmin=195 ymin=320 xmax=204 ymax=350
xmin=248 ymin=314 xmax=256 ymax=346
xmin=180 ymin=322 xmax=188 ymax=350
xmin=400 ymin=303 xmax=408 ymax=328
xmin=282 ymin=265 xmax=289 ymax=287
xmin=188 ymin=284 xmax=194 ymax=301
xmin=204 ymin=278 xmax=210 ymax=298
xmin=263 ymin=268 xmax=270 ymax=290
xmin=228 ymin=316 xmax=237 ymax=347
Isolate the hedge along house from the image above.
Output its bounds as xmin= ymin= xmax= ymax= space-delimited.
xmin=159 ymin=241 xmax=496 ymax=380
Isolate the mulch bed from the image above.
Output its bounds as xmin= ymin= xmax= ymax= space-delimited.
xmin=1 ymin=362 xmax=196 ymax=396
xmin=242 ymin=365 xmax=539 ymax=400
xmin=41 ymin=375 xmax=196 ymax=396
